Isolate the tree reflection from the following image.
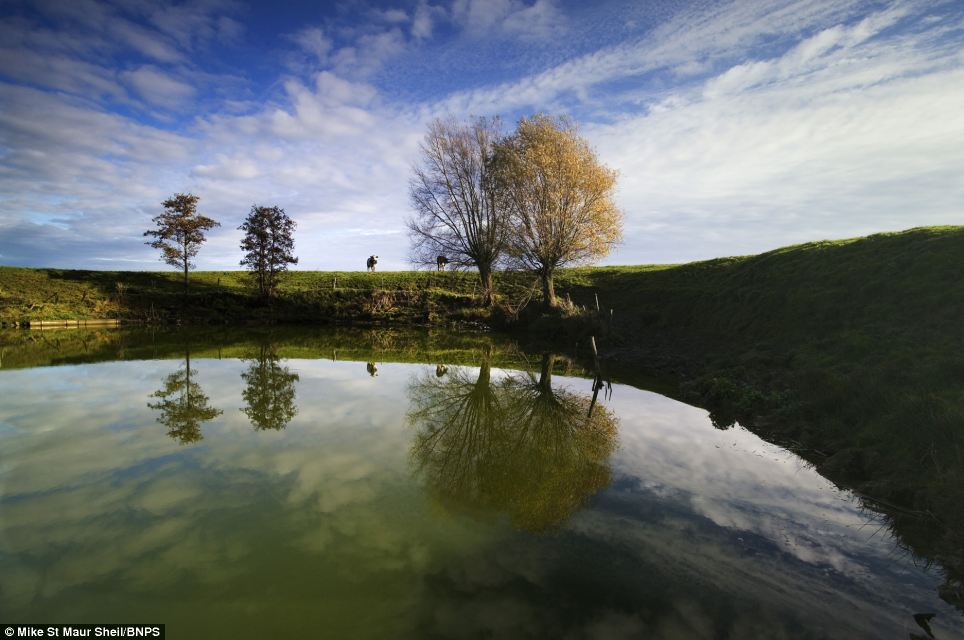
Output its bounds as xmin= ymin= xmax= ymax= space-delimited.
xmin=148 ymin=349 xmax=223 ymax=444
xmin=241 ymin=343 xmax=299 ymax=431
xmin=408 ymin=353 xmax=618 ymax=532
xmin=409 ymin=348 xmax=504 ymax=513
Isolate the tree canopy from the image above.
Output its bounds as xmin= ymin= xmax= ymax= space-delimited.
xmin=408 ymin=116 xmax=508 ymax=305
xmin=144 ymin=193 xmax=220 ymax=292
xmin=494 ymin=115 xmax=623 ymax=307
xmin=239 ymin=205 xmax=298 ymax=298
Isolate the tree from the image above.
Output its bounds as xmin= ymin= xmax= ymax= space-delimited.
xmin=493 ymin=115 xmax=623 ymax=307
xmin=408 ymin=116 xmax=508 ymax=305
xmin=239 ymin=205 xmax=298 ymax=298
xmin=148 ymin=349 xmax=223 ymax=444
xmin=144 ymin=193 xmax=220 ymax=293
xmin=241 ymin=343 xmax=300 ymax=431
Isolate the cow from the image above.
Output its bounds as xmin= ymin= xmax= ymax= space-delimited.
xmin=366 ymin=362 xmax=378 ymax=377
xmin=436 ymin=255 xmax=449 ymax=271
xmin=367 ymin=255 xmax=378 ymax=272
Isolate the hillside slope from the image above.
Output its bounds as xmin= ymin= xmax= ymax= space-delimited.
xmin=559 ymin=226 xmax=964 ymax=606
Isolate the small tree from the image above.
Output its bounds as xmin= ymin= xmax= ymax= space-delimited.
xmin=408 ymin=116 xmax=508 ymax=305
xmin=144 ymin=193 xmax=220 ymax=293
xmin=239 ymin=205 xmax=298 ymax=298
xmin=494 ymin=115 xmax=623 ymax=307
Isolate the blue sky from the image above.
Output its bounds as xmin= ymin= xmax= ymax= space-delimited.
xmin=1 ymin=0 xmax=962 ymax=271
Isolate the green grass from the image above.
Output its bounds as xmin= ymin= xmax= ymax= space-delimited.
xmin=0 ymin=267 xmax=494 ymax=325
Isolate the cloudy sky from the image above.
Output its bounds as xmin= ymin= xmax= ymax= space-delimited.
xmin=1 ymin=0 xmax=962 ymax=271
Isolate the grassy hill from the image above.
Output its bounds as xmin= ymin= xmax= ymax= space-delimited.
xmin=560 ymin=226 xmax=964 ymax=607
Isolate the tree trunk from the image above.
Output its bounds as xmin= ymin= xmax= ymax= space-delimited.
xmin=479 ymin=265 xmax=494 ymax=306
xmin=540 ymin=271 xmax=557 ymax=308
xmin=477 ymin=360 xmax=491 ymax=387
xmin=538 ymin=353 xmax=554 ymax=393
xmin=183 ymin=259 xmax=189 ymax=294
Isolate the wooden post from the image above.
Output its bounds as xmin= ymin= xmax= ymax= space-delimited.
xmin=589 ymin=335 xmax=602 ymax=416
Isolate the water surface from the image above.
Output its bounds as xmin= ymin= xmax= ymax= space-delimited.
xmin=0 ymin=328 xmax=960 ymax=639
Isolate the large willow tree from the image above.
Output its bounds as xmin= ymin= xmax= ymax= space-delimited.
xmin=494 ymin=115 xmax=623 ymax=307
xmin=408 ymin=117 xmax=507 ymax=305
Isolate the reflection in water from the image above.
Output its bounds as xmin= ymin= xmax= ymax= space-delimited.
xmin=409 ymin=353 xmax=618 ymax=532
xmin=367 ymin=361 xmax=378 ymax=376
xmin=2 ymin=327 xmax=963 ymax=639
xmin=240 ymin=343 xmax=299 ymax=431
xmin=147 ymin=348 xmax=223 ymax=444
xmin=589 ymin=372 xmax=613 ymax=417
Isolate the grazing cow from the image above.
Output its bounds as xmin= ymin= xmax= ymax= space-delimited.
xmin=435 ymin=364 xmax=448 ymax=378
xmin=436 ymin=255 xmax=449 ymax=271
xmin=366 ymin=362 xmax=378 ymax=377
xmin=367 ymin=255 xmax=378 ymax=272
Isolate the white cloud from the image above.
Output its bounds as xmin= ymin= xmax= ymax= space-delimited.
xmin=122 ymin=65 xmax=196 ymax=109
xmin=583 ymin=9 xmax=964 ymax=261
xmin=330 ymin=27 xmax=408 ymax=77
xmin=501 ymin=0 xmax=567 ymax=40
xmin=450 ymin=0 xmax=566 ymax=40
xmin=1 ymin=0 xmax=962 ymax=270
xmin=378 ymin=8 xmax=410 ymax=24
xmin=412 ymin=1 xmax=441 ymax=40
xmin=291 ymin=26 xmax=333 ymax=64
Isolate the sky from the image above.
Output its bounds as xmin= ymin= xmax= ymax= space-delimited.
xmin=0 ymin=0 xmax=962 ymax=271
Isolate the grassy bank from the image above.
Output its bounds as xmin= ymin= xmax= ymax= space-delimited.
xmin=2 ymin=225 xmax=963 ymax=607
xmin=0 ymin=325 xmax=540 ymax=372
xmin=561 ymin=225 xmax=964 ymax=609
xmin=0 ymin=267 xmax=494 ymax=325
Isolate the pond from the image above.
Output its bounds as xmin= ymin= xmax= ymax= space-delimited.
xmin=0 ymin=327 xmax=961 ymax=639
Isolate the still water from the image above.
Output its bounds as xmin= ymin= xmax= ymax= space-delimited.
xmin=0 ymin=328 xmax=961 ymax=639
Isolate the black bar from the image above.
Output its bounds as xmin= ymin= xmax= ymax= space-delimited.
xmin=0 ymin=625 xmax=164 ymax=639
